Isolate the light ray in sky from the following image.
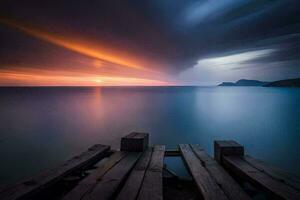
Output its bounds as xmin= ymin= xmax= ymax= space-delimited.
xmin=0 ymin=17 xmax=177 ymax=86
xmin=196 ymin=49 xmax=277 ymax=68
xmin=0 ymin=17 xmax=158 ymax=73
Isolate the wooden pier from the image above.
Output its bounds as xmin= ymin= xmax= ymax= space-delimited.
xmin=1 ymin=132 xmax=300 ymax=200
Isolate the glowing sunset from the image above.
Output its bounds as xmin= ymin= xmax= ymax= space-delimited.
xmin=0 ymin=17 xmax=173 ymax=86
xmin=0 ymin=1 xmax=300 ymax=199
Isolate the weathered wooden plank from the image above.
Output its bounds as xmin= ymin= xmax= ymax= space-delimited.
xmin=137 ymin=145 xmax=165 ymax=200
xmin=179 ymin=144 xmax=228 ymax=200
xmin=0 ymin=144 xmax=110 ymax=200
xmin=223 ymin=155 xmax=300 ymax=200
xmin=63 ymin=151 xmax=128 ymax=200
xmin=116 ymin=148 xmax=153 ymax=200
xmin=121 ymin=132 xmax=149 ymax=152
xmin=81 ymin=152 xmax=142 ymax=200
xmin=190 ymin=144 xmax=251 ymax=200
xmin=244 ymin=155 xmax=300 ymax=191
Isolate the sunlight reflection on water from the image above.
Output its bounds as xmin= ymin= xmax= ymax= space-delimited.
xmin=0 ymin=86 xmax=299 ymax=184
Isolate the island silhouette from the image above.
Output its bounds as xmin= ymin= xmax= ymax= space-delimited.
xmin=219 ymin=78 xmax=300 ymax=87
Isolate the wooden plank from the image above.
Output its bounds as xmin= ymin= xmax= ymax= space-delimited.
xmin=116 ymin=148 xmax=153 ymax=200
xmin=81 ymin=152 xmax=142 ymax=200
xmin=137 ymin=145 xmax=165 ymax=200
xmin=190 ymin=144 xmax=251 ymax=200
xmin=244 ymin=155 xmax=300 ymax=191
xmin=179 ymin=144 xmax=228 ymax=200
xmin=0 ymin=144 xmax=110 ymax=200
xmin=223 ymin=155 xmax=300 ymax=200
xmin=63 ymin=151 xmax=128 ymax=200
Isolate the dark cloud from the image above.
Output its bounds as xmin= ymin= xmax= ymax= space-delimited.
xmin=0 ymin=0 xmax=299 ymax=84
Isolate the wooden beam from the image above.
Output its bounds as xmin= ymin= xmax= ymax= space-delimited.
xmin=0 ymin=144 xmax=110 ymax=200
xmin=121 ymin=132 xmax=149 ymax=152
xmin=179 ymin=144 xmax=228 ymax=200
xmin=116 ymin=148 xmax=153 ymax=200
xmin=223 ymin=156 xmax=300 ymax=200
xmin=190 ymin=144 xmax=251 ymax=200
xmin=137 ymin=145 xmax=165 ymax=200
xmin=81 ymin=152 xmax=141 ymax=200
xmin=214 ymin=140 xmax=244 ymax=164
xmin=244 ymin=155 xmax=300 ymax=190
xmin=63 ymin=151 xmax=128 ymax=200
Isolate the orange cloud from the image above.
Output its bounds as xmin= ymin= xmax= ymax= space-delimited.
xmin=0 ymin=17 xmax=178 ymax=86
xmin=0 ymin=68 xmax=173 ymax=86
xmin=0 ymin=17 xmax=159 ymax=73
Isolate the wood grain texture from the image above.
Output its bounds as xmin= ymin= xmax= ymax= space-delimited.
xmin=137 ymin=145 xmax=165 ymax=200
xmin=63 ymin=151 xmax=127 ymax=200
xmin=223 ymin=155 xmax=300 ymax=200
xmin=179 ymin=144 xmax=228 ymax=200
xmin=190 ymin=144 xmax=251 ymax=200
xmin=244 ymin=155 xmax=300 ymax=191
xmin=116 ymin=148 xmax=153 ymax=200
xmin=0 ymin=144 xmax=110 ymax=200
xmin=81 ymin=152 xmax=141 ymax=200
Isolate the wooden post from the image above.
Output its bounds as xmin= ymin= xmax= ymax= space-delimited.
xmin=214 ymin=140 xmax=244 ymax=164
xmin=121 ymin=132 xmax=149 ymax=152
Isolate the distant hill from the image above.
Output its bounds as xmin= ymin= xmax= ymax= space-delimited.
xmin=218 ymin=79 xmax=269 ymax=86
xmin=264 ymin=78 xmax=300 ymax=87
xmin=218 ymin=82 xmax=236 ymax=86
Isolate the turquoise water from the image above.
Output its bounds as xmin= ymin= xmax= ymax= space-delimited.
xmin=0 ymin=86 xmax=299 ymax=184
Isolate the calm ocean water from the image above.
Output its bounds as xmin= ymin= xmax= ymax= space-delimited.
xmin=0 ymin=86 xmax=300 ymax=184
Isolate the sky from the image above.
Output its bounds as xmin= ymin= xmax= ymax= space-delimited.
xmin=0 ymin=0 xmax=299 ymax=86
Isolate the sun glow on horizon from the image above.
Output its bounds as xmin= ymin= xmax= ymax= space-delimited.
xmin=0 ymin=68 xmax=174 ymax=86
xmin=0 ymin=17 xmax=176 ymax=86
